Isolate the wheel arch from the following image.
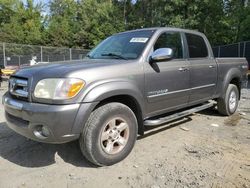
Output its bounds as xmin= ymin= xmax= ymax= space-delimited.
xmin=72 ymin=82 xmax=145 ymax=135
xmin=94 ymin=94 xmax=144 ymax=135
xmin=221 ymin=68 xmax=242 ymax=99
xmin=230 ymin=77 xmax=241 ymax=99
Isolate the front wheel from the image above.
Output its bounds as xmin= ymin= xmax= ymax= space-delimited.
xmin=217 ymin=84 xmax=239 ymax=116
xmin=79 ymin=102 xmax=138 ymax=166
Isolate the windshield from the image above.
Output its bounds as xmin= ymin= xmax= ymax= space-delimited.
xmin=87 ymin=30 xmax=155 ymax=60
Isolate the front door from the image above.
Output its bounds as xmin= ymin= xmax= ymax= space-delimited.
xmin=144 ymin=32 xmax=190 ymax=116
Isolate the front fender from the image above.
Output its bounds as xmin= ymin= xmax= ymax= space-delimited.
xmin=82 ymin=81 xmax=145 ymax=114
xmin=71 ymin=81 xmax=145 ymax=135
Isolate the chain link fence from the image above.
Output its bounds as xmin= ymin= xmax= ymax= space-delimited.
xmin=1 ymin=41 xmax=249 ymax=68
xmin=0 ymin=42 xmax=89 ymax=68
xmin=212 ymin=41 xmax=250 ymax=68
xmin=0 ymin=44 xmax=3 ymax=68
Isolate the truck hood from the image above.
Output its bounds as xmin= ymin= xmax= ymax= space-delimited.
xmin=13 ymin=59 xmax=128 ymax=79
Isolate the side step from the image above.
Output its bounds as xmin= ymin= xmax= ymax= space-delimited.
xmin=144 ymin=102 xmax=215 ymax=126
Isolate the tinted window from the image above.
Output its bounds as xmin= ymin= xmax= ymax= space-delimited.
xmin=186 ymin=33 xmax=208 ymax=58
xmin=154 ymin=32 xmax=183 ymax=59
xmin=88 ymin=30 xmax=155 ymax=60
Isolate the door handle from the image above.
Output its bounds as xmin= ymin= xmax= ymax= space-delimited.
xmin=178 ymin=67 xmax=189 ymax=72
xmin=209 ymin=65 xmax=215 ymax=68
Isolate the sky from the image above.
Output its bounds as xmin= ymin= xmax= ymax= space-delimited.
xmin=21 ymin=0 xmax=50 ymax=6
xmin=21 ymin=0 xmax=50 ymax=16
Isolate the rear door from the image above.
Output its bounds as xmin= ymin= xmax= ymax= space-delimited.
xmin=185 ymin=33 xmax=217 ymax=103
xmin=144 ymin=31 xmax=190 ymax=116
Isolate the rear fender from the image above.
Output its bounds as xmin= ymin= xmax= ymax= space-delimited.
xmin=221 ymin=68 xmax=241 ymax=98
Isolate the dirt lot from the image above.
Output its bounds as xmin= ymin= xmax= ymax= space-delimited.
xmin=0 ymin=80 xmax=249 ymax=188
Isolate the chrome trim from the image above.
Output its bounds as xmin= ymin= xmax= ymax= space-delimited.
xmin=4 ymin=96 xmax=23 ymax=110
xmin=15 ymin=79 xmax=28 ymax=87
xmin=62 ymin=134 xmax=77 ymax=138
xmin=147 ymin=84 xmax=216 ymax=98
xmin=12 ymin=89 xmax=28 ymax=98
xmin=191 ymin=84 xmax=216 ymax=90
xmin=241 ymin=65 xmax=248 ymax=69
xmin=9 ymin=77 xmax=29 ymax=99
xmin=148 ymin=88 xmax=190 ymax=98
xmin=144 ymin=102 xmax=215 ymax=126
xmin=178 ymin=67 xmax=189 ymax=72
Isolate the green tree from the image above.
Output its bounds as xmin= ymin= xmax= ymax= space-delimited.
xmin=0 ymin=0 xmax=249 ymax=47
xmin=75 ymin=0 xmax=124 ymax=48
xmin=124 ymin=0 xmax=229 ymax=45
xmin=0 ymin=0 xmax=44 ymax=44
xmin=0 ymin=0 xmax=17 ymax=25
xmin=46 ymin=0 xmax=78 ymax=47
xmin=223 ymin=0 xmax=250 ymax=43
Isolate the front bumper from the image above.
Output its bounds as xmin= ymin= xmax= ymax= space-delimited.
xmin=2 ymin=93 xmax=96 ymax=144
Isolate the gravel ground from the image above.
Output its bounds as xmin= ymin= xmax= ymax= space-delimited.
xmin=0 ymin=80 xmax=249 ymax=188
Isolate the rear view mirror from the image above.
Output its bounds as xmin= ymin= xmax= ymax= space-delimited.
xmin=150 ymin=48 xmax=174 ymax=62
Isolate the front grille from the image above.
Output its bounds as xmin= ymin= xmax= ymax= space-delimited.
xmin=9 ymin=76 xmax=29 ymax=101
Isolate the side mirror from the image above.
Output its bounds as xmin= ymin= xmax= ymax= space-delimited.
xmin=150 ymin=48 xmax=174 ymax=62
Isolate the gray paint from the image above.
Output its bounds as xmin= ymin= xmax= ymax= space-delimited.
xmin=2 ymin=27 xmax=248 ymax=143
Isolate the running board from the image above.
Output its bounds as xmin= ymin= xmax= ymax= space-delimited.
xmin=144 ymin=102 xmax=215 ymax=127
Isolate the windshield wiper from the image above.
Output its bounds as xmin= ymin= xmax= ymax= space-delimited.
xmin=101 ymin=53 xmax=127 ymax=60
xmin=86 ymin=54 xmax=93 ymax=59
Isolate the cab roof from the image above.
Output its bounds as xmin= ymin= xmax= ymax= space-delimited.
xmin=118 ymin=27 xmax=204 ymax=36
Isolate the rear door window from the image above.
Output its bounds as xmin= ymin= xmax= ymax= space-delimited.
xmin=185 ymin=33 xmax=208 ymax=58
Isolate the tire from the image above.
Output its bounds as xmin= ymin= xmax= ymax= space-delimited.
xmin=217 ymin=84 xmax=239 ymax=116
xmin=79 ymin=102 xmax=138 ymax=166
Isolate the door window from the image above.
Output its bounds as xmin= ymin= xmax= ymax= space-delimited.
xmin=154 ymin=32 xmax=183 ymax=59
xmin=185 ymin=33 xmax=208 ymax=58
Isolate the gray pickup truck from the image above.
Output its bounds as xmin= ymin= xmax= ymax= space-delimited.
xmin=2 ymin=27 xmax=248 ymax=166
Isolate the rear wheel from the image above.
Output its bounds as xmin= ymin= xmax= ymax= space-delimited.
xmin=217 ymin=84 xmax=239 ymax=116
xmin=79 ymin=102 xmax=138 ymax=166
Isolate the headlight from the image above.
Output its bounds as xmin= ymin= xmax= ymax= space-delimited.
xmin=34 ymin=78 xmax=85 ymax=100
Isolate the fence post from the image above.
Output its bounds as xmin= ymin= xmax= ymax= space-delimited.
xmin=18 ymin=56 xmax=21 ymax=67
xmin=238 ymin=42 xmax=241 ymax=57
xmin=243 ymin=42 xmax=246 ymax=57
xmin=41 ymin=46 xmax=43 ymax=62
xmin=69 ymin=48 xmax=72 ymax=60
xmin=3 ymin=43 xmax=6 ymax=67
xmin=218 ymin=46 xmax=221 ymax=57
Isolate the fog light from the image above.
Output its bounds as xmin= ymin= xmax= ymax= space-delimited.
xmin=33 ymin=125 xmax=50 ymax=139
